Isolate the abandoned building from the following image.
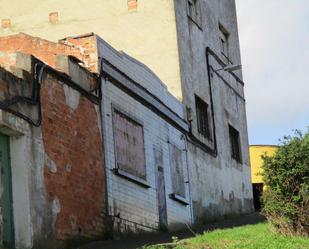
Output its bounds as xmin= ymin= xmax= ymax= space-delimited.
xmin=0 ymin=0 xmax=254 ymax=248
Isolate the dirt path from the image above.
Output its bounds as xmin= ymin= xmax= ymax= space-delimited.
xmin=75 ymin=213 xmax=265 ymax=249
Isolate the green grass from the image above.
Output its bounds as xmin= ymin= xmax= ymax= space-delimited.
xmin=141 ymin=223 xmax=309 ymax=249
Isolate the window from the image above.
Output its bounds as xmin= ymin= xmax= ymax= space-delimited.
xmin=112 ymin=108 xmax=146 ymax=180
xmin=169 ymin=144 xmax=186 ymax=198
xmin=195 ymin=95 xmax=211 ymax=140
xmin=229 ymin=125 xmax=242 ymax=163
xmin=219 ymin=23 xmax=230 ymax=61
xmin=187 ymin=0 xmax=202 ymax=28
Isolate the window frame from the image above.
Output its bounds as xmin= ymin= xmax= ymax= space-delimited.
xmin=219 ymin=23 xmax=230 ymax=61
xmin=228 ymin=124 xmax=242 ymax=163
xmin=195 ymin=95 xmax=212 ymax=140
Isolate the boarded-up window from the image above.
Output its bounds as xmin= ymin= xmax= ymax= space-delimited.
xmin=169 ymin=144 xmax=186 ymax=198
xmin=113 ymin=108 xmax=146 ymax=180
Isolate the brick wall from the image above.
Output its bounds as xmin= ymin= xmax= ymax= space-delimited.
xmin=0 ymin=49 xmax=109 ymax=244
xmin=40 ymin=72 xmax=107 ymax=240
xmin=0 ymin=33 xmax=82 ymax=69
xmin=59 ymin=34 xmax=99 ymax=73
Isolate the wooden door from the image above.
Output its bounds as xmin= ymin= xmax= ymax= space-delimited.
xmin=154 ymin=147 xmax=168 ymax=230
xmin=0 ymin=134 xmax=14 ymax=248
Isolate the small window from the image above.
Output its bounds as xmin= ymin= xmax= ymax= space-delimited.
xmin=229 ymin=125 xmax=242 ymax=163
xmin=195 ymin=95 xmax=211 ymax=140
xmin=112 ymin=108 xmax=146 ymax=179
xmin=187 ymin=0 xmax=202 ymax=28
xmin=219 ymin=23 xmax=230 ymax=61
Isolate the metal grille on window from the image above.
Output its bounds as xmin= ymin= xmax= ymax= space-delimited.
xmin=229 ymin=125 xmax=242 ymax=163
xmin=195 ymin=96 xmax=211 ymax=140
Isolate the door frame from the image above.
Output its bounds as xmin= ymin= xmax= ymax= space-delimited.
xmin=0 ymin=133 xmax=15 ymax=248
xmin=154 ymin=147 xmax=168 ymax=230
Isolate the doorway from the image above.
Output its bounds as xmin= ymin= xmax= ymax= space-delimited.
xmin=0 ymin=133 xmax=15 ymax=248
xmin=154 ymin=147 xmax=168 ymax=231
xmin=252 ymin=183 xmax=263 ymax=211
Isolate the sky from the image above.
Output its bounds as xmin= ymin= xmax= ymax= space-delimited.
xmin=235 ymin=1 xmax=309 ymax=145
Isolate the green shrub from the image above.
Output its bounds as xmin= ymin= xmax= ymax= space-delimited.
xmin=261 ymin=130 xmax=309 ymax=236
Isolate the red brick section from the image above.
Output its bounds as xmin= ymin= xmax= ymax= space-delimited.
xmin=41 ymin=73 xmax=107 ymax=239
xmin=0 ymin=33 xmax=100 ymax=74
xmin=60 ymin=34 xmax=99 ymax=73
xmin=128 ymin=0 xmax=138 ymax=11
xmin=1 ymin=19 xmax=11 ymax=29
xmin=49 ymin=12 xmax=59 ymax=24
xmin=0 ymin=33 xmax=82 ymax=69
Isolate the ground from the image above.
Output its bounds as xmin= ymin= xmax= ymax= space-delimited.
xmin=76 ymin=213 xmax=309 ymax=249
xmin=142 ymin=223 xmax=309 ymax=249
xmin=76 ymin=213 xmax=263 ymax=249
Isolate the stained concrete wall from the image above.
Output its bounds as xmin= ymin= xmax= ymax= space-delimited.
xmin=174 ymin=0 xmax=253 ymax=222
xmin=0 ymin=0 xmax=182 ymax=99
xmin=0 ymin=52 xmax=109 ymax=248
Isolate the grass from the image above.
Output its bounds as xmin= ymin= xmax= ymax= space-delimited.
xmin=141 ymin=223 xmax=309 ymax=249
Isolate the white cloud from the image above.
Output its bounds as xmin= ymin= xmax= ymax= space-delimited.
xmin=236 ymin=0 xmax=309 ymax=132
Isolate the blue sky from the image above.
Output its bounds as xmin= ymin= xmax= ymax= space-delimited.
xmin=236 ymin=1 xmax=309 ymax=145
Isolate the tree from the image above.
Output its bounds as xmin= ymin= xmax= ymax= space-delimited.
xmin=262 ymin=130 xmax=309 ymax=236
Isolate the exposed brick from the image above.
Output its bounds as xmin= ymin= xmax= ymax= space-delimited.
xmin=128 ymin=0 xmax=138 ymax=11
xmin=41 ymin=75 xmax=107 ymax=239
xmin=49 ymin=12 xmax=59 ymax=24
xmin=0 ymin=33 xmax=83 ymax=70
xmin=1 ymin=19 xmax=11 ymax=29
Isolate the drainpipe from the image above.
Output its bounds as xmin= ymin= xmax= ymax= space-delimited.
xmin=183 ymin=134 xmax=194 ymax=225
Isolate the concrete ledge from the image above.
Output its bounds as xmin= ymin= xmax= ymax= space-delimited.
xmin=0 ymin=110 xmax=28 ymax=136
xmin=169 ymin=193 xmax=189 ymax=206
xmin=112 ymin=168 xmax=151 ymax=189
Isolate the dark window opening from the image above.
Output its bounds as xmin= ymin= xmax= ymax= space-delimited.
xmin=187 ymin=0 xmax=202 ymax=28
xmin=195 ymin=96 xmax=211 ymax=140
xmin=229 ymin=125 xmax=242 ymax=163
xmin=253 ymin=183 xmax=263 ymax=211
xmin=219 ymin=23 xmax=230 ymax=62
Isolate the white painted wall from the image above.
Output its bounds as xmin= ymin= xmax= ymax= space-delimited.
xmin=98 ymin=39 xmax=192 ymax=232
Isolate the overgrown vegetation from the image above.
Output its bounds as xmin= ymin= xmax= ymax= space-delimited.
xmin=262 ymin=129 xmax=309 ymax=236
xmin=141 ymin=223 xmax=309 ymax=249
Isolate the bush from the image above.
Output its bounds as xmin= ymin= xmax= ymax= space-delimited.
xmin=261 ymin=130 xmax=309 ymax=236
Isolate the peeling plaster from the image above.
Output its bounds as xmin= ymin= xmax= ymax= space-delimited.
xmin=52 ymin=197 xmax=61 ymax=227
xmin=63 ymin=84 xmax=81 ymax=112
xmin=44 ymin=153 xmax=57 ymax=174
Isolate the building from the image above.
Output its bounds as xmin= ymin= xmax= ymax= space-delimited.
xmin=1 ymin=0 xmax=253 ymax=222
xmin=0 ymin=0 xmax=254 ymax=247
xmin=0 ymin=40 xmax=111 ymax=248
xmin=249 ymin=145 xmax=278 ymax=211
